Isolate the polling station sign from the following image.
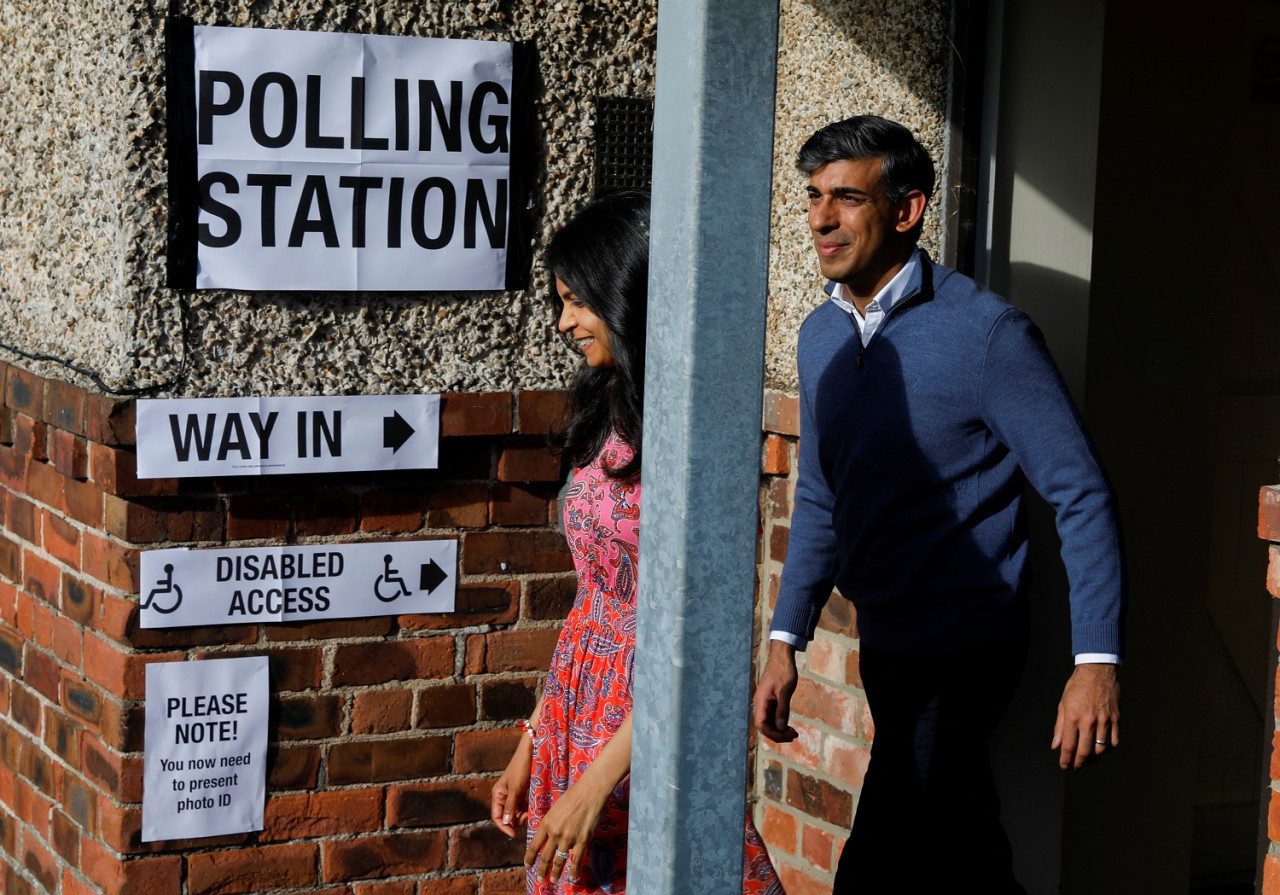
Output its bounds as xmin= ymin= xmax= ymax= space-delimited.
xmin=135 ymin=394 xmax=439 ymax=478
xmin=165 ymin=18 xmax=534 ymax=291
xmin=143 ymin=656 xmax=268 ymax=842
xmin=139 ymin=540 xmax=456 ymax=629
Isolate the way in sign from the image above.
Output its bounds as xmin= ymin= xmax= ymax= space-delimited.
xmin=137 ymin=395 xmax=438 ymax=479
xmin=169 ymin=410 xmax=349 ymax=461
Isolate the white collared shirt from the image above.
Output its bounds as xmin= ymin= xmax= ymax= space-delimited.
xmin=827 ymin=249 xmax=920 ymax=342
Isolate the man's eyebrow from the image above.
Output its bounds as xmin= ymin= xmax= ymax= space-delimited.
xmin=805 ymin=184 xmax=874 ymax=199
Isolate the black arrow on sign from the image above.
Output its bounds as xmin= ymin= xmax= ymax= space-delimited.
xmin=419 ymin=560 xmax=448 ymax=594
xmin=383 ymin=411 xmax=415 ymax=453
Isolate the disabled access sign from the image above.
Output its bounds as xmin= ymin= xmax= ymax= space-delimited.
xmin=139 ymin=540 xmax=456 ymax=628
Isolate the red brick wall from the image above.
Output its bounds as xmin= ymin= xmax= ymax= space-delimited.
xmin=754 ymin=389 xmax=866 ymax=895
xmin=0 ymin=358 xmax=577 ymax=895
xmin=1258 ymin=486 xmax=1280 ymax=893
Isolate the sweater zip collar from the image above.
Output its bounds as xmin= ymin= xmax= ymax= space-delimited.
xmin=853 ymin=288 xmax=920 ymax=369
xmin=829 ymin=248 xmax=931 ymax=368
xmin=829 ymin=252 xmax=930 ymax=369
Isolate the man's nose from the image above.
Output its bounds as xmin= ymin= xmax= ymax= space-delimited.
xmin=809 ymin=199 xmax=836 ymax=232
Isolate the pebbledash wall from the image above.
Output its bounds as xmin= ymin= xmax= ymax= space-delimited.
xmin=0 ymin=0 xmax=953 ymax=893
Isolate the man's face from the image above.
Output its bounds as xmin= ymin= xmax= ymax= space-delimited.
xmin=806 ymin=157 xmax=912 ymax=298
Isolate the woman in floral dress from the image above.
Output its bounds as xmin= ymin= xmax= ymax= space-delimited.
xmin=489 ymin=190 xmax=782 ymax=894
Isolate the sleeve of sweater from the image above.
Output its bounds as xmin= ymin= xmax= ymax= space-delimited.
xmin=980 ymin=308 xmax=1127 ymax=657
xmin=770 ymin=341 xmax=840 ymax=643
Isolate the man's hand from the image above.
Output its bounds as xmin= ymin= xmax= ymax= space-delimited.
xmin=753 ymin=639 xmax=800 ymax=743
xmin=1052 ymin=663 xmax=1120 ymax=770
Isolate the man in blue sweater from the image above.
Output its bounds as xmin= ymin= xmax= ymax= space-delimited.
xmin=751 ymin=116 xmax=1125 ymax=892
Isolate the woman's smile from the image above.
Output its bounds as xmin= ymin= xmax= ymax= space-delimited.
xmin=556 ymin=277 xmax=616 ymax=368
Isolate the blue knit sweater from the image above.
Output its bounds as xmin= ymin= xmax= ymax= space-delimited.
xmin=772 ymin=253 xmax=1125 ymax=655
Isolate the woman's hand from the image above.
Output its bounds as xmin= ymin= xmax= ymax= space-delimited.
xmin=525 ymin=771 xmax=613 ymax=886
xmin=492 ymin=694 xmax=547 ymax=838
xmin=525 ymin=713 xmax=633 ymax=887
xmin=490 ymin=738 xmax=533 ymax=839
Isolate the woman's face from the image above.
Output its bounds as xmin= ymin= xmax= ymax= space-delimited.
xmin=556 ymin=277 xmax=616 ymax=368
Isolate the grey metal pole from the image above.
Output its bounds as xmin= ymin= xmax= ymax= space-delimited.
xmin=630 ymin=1 xmax=779 ymax=892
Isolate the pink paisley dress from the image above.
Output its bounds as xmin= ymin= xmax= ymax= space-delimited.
xmin=526 ymin=431 xmax=783 ymax=894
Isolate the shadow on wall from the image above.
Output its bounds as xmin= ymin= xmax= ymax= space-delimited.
xmin=1003 ymin=262 xmax=1092 ymax=397
xmin=800 ymin=0 xmax=951 ymax=128
xmin=987 ymin=0 xmax=1106 ymax=244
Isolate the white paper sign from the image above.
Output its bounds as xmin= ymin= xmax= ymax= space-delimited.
xmin=139 ymin=539 xmax=457 ymax=629
xmin=143 ymin=656 xmax=269 ymax=842
xmin=135 ymin=394 xmax=439 ymax=478
xmin=192 ymin=25 xmax=513 ymax=290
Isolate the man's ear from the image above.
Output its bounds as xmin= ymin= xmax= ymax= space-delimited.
xmin=894 ymin=189 xmax=928 ymax=234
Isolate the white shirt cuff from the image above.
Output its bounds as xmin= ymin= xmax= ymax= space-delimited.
xmin=769 ymin=630 xmax=808 ymax=651
xmin=1074 ymin=653 xmax=1121 ymax=665
xmin=769 ymin=637 xmax=1118 ymax=664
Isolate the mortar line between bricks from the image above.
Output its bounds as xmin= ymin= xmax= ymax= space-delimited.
xmin=757 ymin=792 xmax=860 ymax=841
xmin=7 ymin=690 xmax=133 ymax=805
xmin=0 ymin=853 xmax=41 ymax=892
xmin=761 ymin=752 xmax=870 ymax=791
xmin=794 ymin=669 xmax=861 ymax=690
xmin=806 ymin=628 xmax=861 ymax=649
xmin=454 ymin=631 xmax=467 ymax=678
xmin=762 ymin=742 xmax=869 ymax=782
xmin=759 ymin=714 xmax=870 ymax=746
xmin=772 ymin=856 xmax=837 ymax=887
xmin=761 ymin=753 xmax=867 ymax=810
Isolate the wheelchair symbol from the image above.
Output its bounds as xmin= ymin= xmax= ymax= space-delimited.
xmin=374 ymin=554 xmax=412 ymax=602
xmin=141 ymin=563 xmax=183 ymax=614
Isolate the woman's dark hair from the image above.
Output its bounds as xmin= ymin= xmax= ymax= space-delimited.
xmin=545 ymin=189 xmax=650 ymax=480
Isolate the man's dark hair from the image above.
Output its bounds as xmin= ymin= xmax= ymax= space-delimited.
xmin=796 ymin=116 xmax=936 ymax=239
